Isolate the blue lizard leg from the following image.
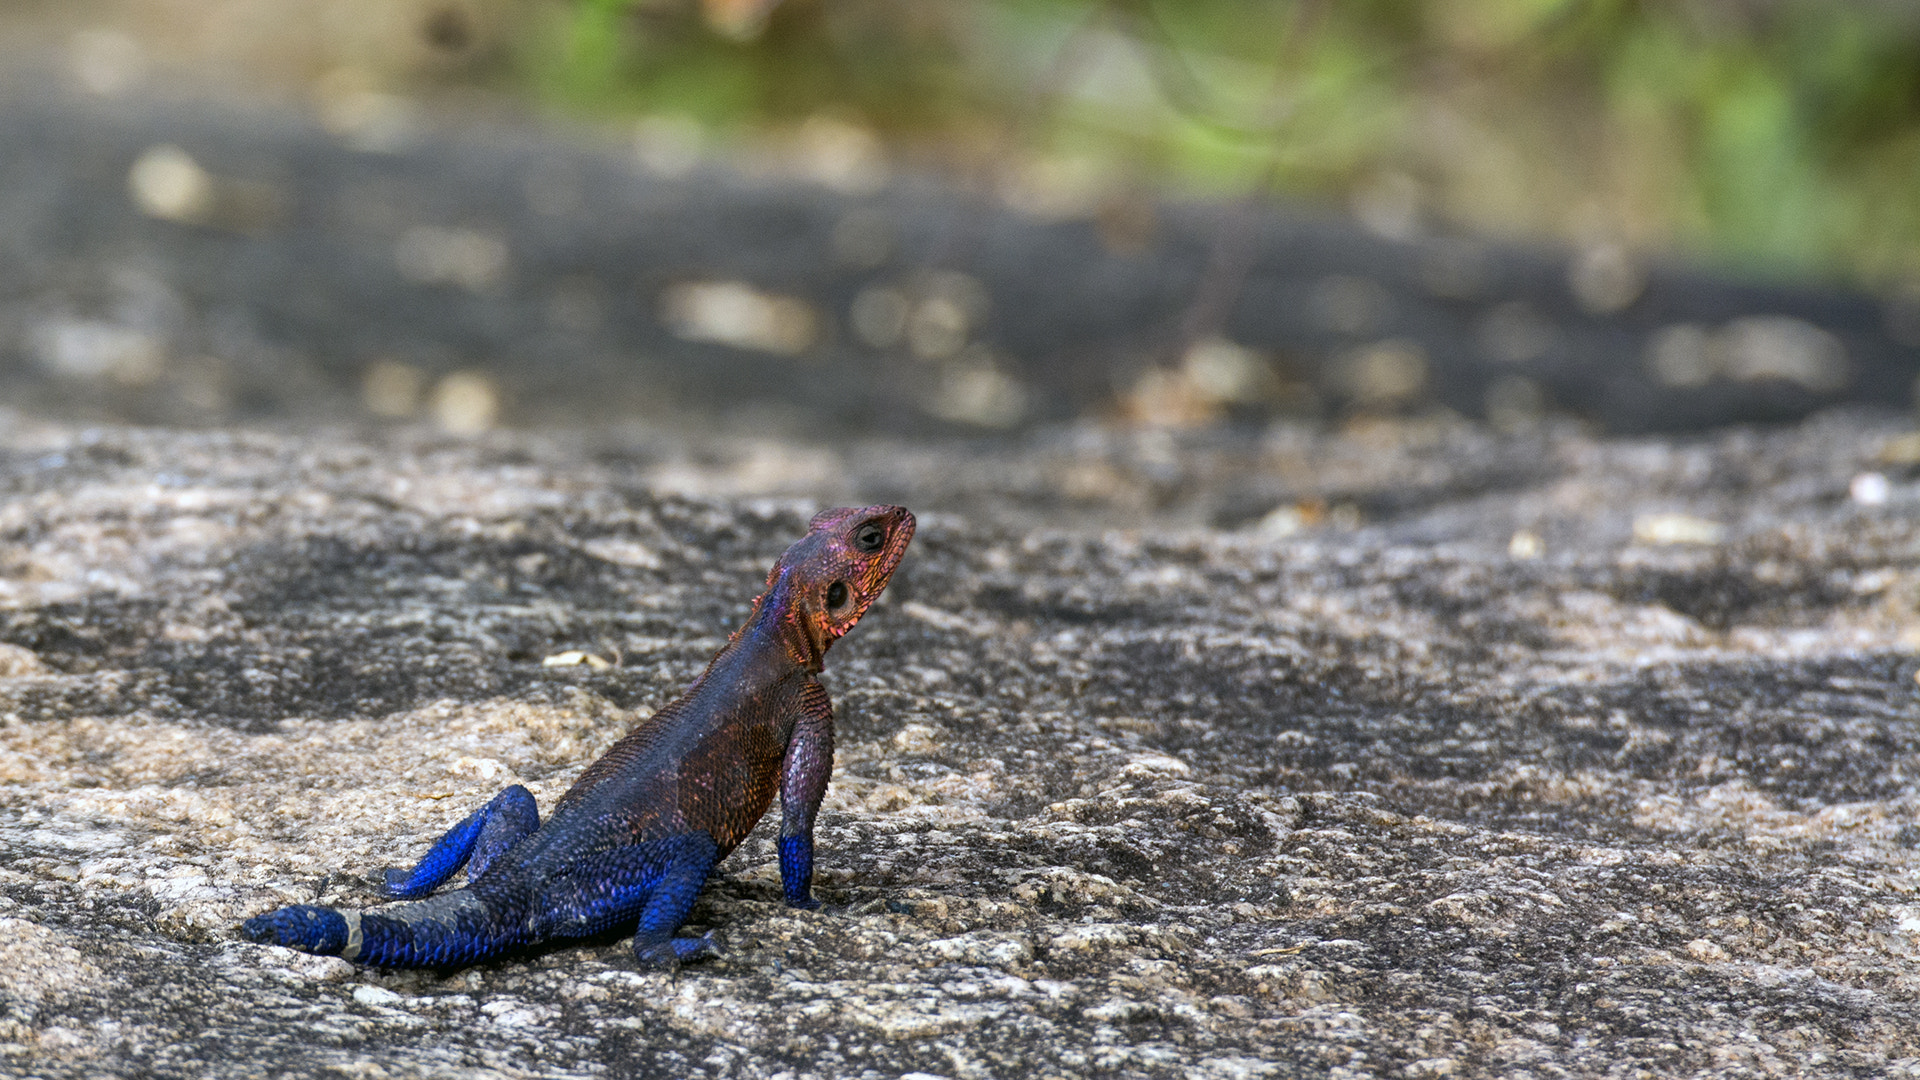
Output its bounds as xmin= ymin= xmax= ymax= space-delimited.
xmin=777 ymin=835 xmax=817 ymax=910
xmin=531 ymin=832 xmax=722 ymax=968
xmin=777 ymin=682 xmax=834 ymax=910
xmin=383 ymin=785 xmax=539 ymax=900
xmin=630 ymin=832 xmax=723 ymax=968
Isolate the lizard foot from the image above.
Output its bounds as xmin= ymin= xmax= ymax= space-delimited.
xmin=633 ymin=931 xmax=719 ymax=970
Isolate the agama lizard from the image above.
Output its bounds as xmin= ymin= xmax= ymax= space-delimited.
xmin=242 ymin=504 xmax=914 ymax=969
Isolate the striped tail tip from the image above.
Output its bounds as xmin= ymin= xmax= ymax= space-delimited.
xmin=242 ymin=905 xmax=357 ymax=957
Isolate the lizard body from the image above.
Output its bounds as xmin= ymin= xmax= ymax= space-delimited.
xmin=242 ymin=505 xmax=914 ymax=968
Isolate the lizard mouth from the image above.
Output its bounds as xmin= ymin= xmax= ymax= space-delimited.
xmin=868 ymin=506 xmax=915 ymax=584
xmin=875 ymin=507 xmax=915 ymax=571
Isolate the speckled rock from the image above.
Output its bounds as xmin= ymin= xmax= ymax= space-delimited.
xmin=2 ymin=409 xmax=1919 ymax=1078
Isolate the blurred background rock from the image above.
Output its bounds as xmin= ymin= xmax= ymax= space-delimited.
xmin=0 ymin=0 xmax=1916 ymax=437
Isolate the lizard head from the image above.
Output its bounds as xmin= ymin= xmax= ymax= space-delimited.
xmin=760 ymin=504 xmax=915 ymax=665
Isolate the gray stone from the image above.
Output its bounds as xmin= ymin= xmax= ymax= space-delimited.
xmin=2 ymin=410 xmax=1919 ymax=1077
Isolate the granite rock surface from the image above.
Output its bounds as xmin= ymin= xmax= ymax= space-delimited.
xmin=2 ymin=411 xmax=1919 ymax=1078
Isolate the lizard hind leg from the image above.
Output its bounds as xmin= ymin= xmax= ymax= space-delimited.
xmin=532 ymin=832 xmax=722 ymax=969
xmin=383 ymin=784 xmax=539 ymax=900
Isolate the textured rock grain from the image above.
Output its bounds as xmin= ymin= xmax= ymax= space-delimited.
xmin=1 ymin=413 xmax=1919 ymax=1078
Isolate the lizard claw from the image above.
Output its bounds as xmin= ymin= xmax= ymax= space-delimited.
xmin=633 ymin=931 xmax=719 ymax=970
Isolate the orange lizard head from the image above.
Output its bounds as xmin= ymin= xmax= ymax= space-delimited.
xmin=756 ymin=504 xmax=915 ymax=667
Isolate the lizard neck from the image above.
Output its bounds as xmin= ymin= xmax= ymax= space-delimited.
xmin=734 ymin=566 xmax=827 ymax=674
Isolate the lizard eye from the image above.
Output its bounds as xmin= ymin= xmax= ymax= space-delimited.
xmin=854 ymin=523 xmax=885 ymax=552
xmin=826 ymin=581 xmax=849 ymax=609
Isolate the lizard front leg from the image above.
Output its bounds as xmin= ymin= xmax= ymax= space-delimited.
xmin=383 ymin=785 xmax=539 ymax=900
xmin=777 ymin=681 xmax=836 ymax=910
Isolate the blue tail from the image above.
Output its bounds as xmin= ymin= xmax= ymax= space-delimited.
xmin=242 ymin=904 xmax=353 ymax=954
xmin=242 ymin=889 xmax=522 ymax=968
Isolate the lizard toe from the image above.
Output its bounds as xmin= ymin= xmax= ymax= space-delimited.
xmin=677 ymin=930 xmax=721 ymax=962
xmin=632 ymin=931 xmax=719 ymax=970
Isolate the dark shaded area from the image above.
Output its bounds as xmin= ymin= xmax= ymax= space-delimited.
xmin=1609 ymin=563 xmax=1861 ymax=630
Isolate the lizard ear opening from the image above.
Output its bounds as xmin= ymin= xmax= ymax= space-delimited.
xmin=826 ymin=581 xmax=850 ymax=610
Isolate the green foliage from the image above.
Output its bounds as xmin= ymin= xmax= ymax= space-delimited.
xmin=504 ymin=0 xmax=1920 ymax=282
